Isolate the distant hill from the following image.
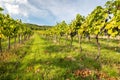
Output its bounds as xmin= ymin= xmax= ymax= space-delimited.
xmin=25 ymin=23 xmax=52 ymax=30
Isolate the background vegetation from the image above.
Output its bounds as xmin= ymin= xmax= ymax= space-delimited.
xmin=0 ymin=0 xmax=120 ymax=80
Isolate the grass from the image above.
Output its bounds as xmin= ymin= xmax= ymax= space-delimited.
xmin=0 ymin=32 xmax=120 ymax=80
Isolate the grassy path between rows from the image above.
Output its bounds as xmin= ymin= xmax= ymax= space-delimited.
xmin=0 ymin=32 xmax=120 ymax=80
xmin=1 ymin=33 xmax=78 ymax=80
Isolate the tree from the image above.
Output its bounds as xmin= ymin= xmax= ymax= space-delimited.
xmin=105 ymin=0 xmax=120 ymax=37
xmin=69 ymin=14 xmax=84 ymax=48
xmin=75 ymin=14 xmax=85 ymax=52
xmin=0 ymin=7 xmax=3 ymax=11
xmin=17 ymin=20 xmax=24 ymax=43
xmin=83 ymin=6 xmax=109 ymax=59
xmin=0 ymin=7 xmax=4 ymax=52
xmin=2 ymin=14 xmax=15 ymax=49
xmin=12 ymin=19 xmax=20 ymax=47
xmin=56 ymin=21 xmax=68 ymax=44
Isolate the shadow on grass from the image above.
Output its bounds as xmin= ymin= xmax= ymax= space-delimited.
xmin=73 ymin=38 xmax=120 ymax=53
xmin=41 ymin=37 xmax=80 ymax=54
xmin=19 ymin=53 xmax=101 ymax=80
xmin=37 ymin=37 xmax=101 ymax=69
xmin=0 ymin=61 xmax=21 ymax=80
xmin=44 ymin=44 xmax=72 ymax=53
xmin=0 ymin=38 xmax=34 ymax=80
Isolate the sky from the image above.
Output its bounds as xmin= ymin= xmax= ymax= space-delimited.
xmin=0 ymin=0 xmax=109 ymax=26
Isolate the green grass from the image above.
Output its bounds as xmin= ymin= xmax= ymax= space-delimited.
xmin=0 ymin=33 xmax=120 ymax=80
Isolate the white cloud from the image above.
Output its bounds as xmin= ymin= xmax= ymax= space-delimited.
xmin=16 ymin=0 xmax=27 ymax=4
xmin=28 ymin=0 xmax=80 ymax=23
xmin=0 ymin=0 xmax=45 ymax=18
xmin=28 ymin=0 xmax=108 ymax=24
xmin=1 ymin=0 xmax=15 ymax=3
xmin=0 ymin=0 xmax=52 ymax=24
xmin=0 ymin=0 xmax=29 ymax=17
xmin=0 ymin=0 xmax=109 ymax=25
xmin=5 ymin=3 xmax=19 ymax=15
